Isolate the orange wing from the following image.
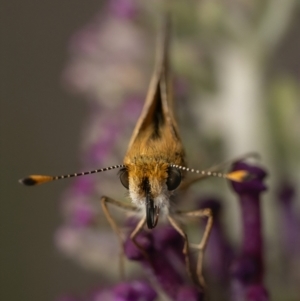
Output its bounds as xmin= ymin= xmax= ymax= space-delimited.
xmin=125 ymin=16 xmax=184 ymax=166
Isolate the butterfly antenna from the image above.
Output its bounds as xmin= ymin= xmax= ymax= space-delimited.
xmin=169 ymin=164 xmax=250 ymax=182
xmin=19 ymin=164 xmax=126 ymax=186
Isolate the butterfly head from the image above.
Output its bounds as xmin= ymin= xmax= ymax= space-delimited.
xmin=119 ymin=162 xmax=182 ymax=229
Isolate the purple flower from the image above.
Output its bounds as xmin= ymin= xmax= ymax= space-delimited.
xmin=231 ymin=162 xmax=267 ymax=196
xmin=113 ymin=281 xmax=157 ymax=301
xmin=88 ymin=281 xmax=156 ymax=301
xmin=230 ymin=161 xmax=269 ymax=301
xmin=89 ymin=287 xmax=114 ymax=301
xmin=88 ymin=133 xmax=118 ymax=165
xmin=124 ymin=225 xmax=204 ymax=300
xmin=198 ymin=197 xmax=233 ymax=285
xmin=59 ymin=176 xmax=96 ymax=228
xmin=152 ymin=225 xmax=185 ymax=264
xmin=246 ymin=284 xmax=269 ymax=301
xmin=120 ymin=97 xmax=143 ymax=122
xmin=70 ymin=200 xmax=95 ymax=227
xmin=71 ymin=177 xmax=95 ymax=196
xmin=176 ymin=286 xmax=204 ymax=301
xmin=109 ymin=0 xmax=138 ymax=19
xmin=277 ymin=181 xmax=300 ymax=256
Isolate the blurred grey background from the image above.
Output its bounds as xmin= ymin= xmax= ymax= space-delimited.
xmin=1 ymin=1 xmax=105 ymax=301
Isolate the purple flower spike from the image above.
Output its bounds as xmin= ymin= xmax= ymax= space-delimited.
xmin=152 ymin=225 xmax=184 ymax=261
xmin=124 ymin=229 xmax=202 ymax=300
xmin=121 ymin=97 xmax=143 ymax=122
xmin=113 ymin=280 xmax=157 ymax=301
xmin=109 ymin=0 xmax=138 ymax=19
xmin=130 ymin=280 xmax=157 ymax=301
xmin=89 ymin=287 xmax=115 ymax=301
xmin=124 ymin=231 xmax=153 ymax=260
xmin=278 ymin=181 xmax=295 ymax=205
xmin=231 ymin=162 xmax=267 ymax=195
xmin=230 ymin=161 xmax=269 ymax=301
xmin=176 ymin=285 xmax=204 ymax=301
xmin=277 ymin=181 xmax=300 ymax=256
xmin=113 ymin=282 xmax=140 ymax=301
xmin=246 ymin=284 xmax=269 ymax=301
xmin=88 ymin=119 xmax=121 ymax=165
xmin=71 ymin=200 xmax=95 ymax=227
xmin=198 ymin=198 xmax=233 ymax=286
xmin=72 ymin=176 xmax=95 ymax=196
xmin=230 ymin=256 xmax=261 ymax=284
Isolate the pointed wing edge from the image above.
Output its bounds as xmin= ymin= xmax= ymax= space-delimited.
xmin=127 ymin=16 xmax=176 ymax=151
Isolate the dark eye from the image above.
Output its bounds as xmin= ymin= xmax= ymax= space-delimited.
xmin=166 ymin=167 xmax=181 ymax=190
xmin=119 ymin=168 xmax=129 ymax=189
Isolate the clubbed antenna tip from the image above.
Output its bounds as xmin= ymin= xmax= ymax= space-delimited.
xmin=226 ymin=170 xmax=251 ymax=182
xmin=19 ymin=175 xmax=54 ymax=186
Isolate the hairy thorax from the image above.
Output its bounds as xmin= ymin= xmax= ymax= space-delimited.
xmin=123 ymin=126 xmax=185 ymax=213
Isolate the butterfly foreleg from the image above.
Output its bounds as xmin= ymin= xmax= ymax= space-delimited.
xmin=167 ymin=214 xmax=197 ymax=285
xmin=175 ymin=208 xmax=213 ymax=289
xmin=100 ymin=196 xmax=138 ymax=278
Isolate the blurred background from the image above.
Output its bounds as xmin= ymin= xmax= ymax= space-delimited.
xmin=1 ymin=1 xmax=300 ymax=301
xmin=2 ymin=1 xmax=106 ymax=301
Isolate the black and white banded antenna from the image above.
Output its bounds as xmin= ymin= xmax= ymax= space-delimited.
xmin=169 ymin=164 xmax=250 ymax=182
xmin=19 ymin=164 xmax=126 ymax=186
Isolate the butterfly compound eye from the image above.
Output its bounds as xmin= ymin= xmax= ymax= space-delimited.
xmin=119 ymin=169 xmax=129 ymax=189
xmin=166 ymin=167 xmax=181 ymax=190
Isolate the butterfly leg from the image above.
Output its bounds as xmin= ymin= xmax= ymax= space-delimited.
xmin=175 ymin=208 xmax=213 ymax=288
xmin=129 ymin=216 xmax=150 ymax=261
xmin=167 ymin=215 xmax=196 ymax=285
xmin=100 ymin=196 xmax=138 ymax=278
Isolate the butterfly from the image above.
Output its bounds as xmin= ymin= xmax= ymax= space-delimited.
xmin=20 ymin=16 xmax=251 ymax=288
